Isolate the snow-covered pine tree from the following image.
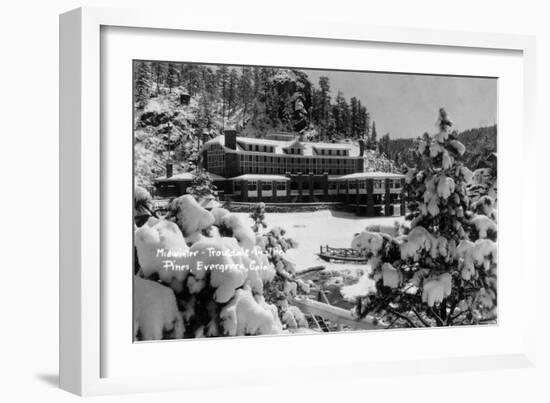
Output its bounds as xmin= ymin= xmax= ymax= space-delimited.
xmin=352 ymin=108 xmax=497 ymax=327
xmin=134 ymin=61 xmax=152 ymax=109
xmin=133 ymin=190 xmax=309 ymax=339
xmin=187 ymin=168 xmax=217 ymax=201
xmin=250 ymin=202 xmax=267 ymax=233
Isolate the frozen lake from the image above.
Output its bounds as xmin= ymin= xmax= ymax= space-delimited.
xmin=235 ymin=209 xmax=404 ymax=274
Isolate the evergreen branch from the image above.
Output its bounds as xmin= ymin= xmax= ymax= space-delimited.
xmin=411 ymin=308 xmax=430 ymax=327
xmin=386 ymin=308 xmax=416 ymax=328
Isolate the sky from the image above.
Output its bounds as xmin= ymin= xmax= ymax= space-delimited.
xmin=304 ymin=69 xmax=497 ymax=139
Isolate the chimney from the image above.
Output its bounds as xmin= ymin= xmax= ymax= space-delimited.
xmin=224 ymin=128 xmax=237 ymax=150
xmin=359 ymin=138 xmax=366 ymax=157
xmin=166 ymin=162 xmax=173 ymax=178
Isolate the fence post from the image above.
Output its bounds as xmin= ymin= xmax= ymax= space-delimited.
xmin=258 ymin=180 xmax=262 ymax=201
xmin=366 ymin=179 xmax=375 ymax=217
xmin=385 ymin=178 xmax=392 ymax=216
xmin=356 ymin=179 xmax=360 ymax=214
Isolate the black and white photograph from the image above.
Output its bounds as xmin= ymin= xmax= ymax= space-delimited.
xmin=132 ymin=61 xmax=498 ymax=341
xmin=2 ymin=0 xmax=548 ymax=400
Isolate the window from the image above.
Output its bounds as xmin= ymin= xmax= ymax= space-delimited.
xmin=359 ymin=181 xmax=367 ymax=189
xmin=276 ymin=182 xmax=286 ymax=191
xmin=234 ymin=182 xmax=242 ymax=192
xmin=248 ymin=181 xmax=257 ymax=191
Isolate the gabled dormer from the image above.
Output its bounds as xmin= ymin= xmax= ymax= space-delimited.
xmin=283 ymin=139 xmax=305 ymax=155
xmin=236 ymin=140 xmax=275 ymax=153
xmin=312 ymin=145 xmax=350 ymax=157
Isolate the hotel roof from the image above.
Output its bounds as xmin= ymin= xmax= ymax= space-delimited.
xmin=203 ymin=135 xmax=361 ymax=157
xmin=230 ymin=174 xmax=291 ymax=181
xmin=154 ymin=171 xmax=404 ymax=183
xmin=333 ymin=172 xmax=405 ymax=181
xmin=154 ymin=172 xmax=226 ymax=182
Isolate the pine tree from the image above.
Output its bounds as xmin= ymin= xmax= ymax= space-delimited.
xmin=216 ymin=66 xmax=229 ymax=127
xmin=356 ymin=100 xmax=366 ymax=138
xmin=152 ymin=61 xmax=168 ymax=96
xmin=379 ymin=133 xmax=391 ymax=156
xmin=370 ymin=121 xmax=378 ymax=149
xmin=187 ymin=168 xmax=217 ymax=201
xmin=167 ymin=63 xmax=179 ymax=93
xmin=239 ymin=67 xmax=253 ymax=126
xmin=351 ymin=108 xmax=497 ymax=328
xmin=134 ymin=61 xmax=152 ymax=109
xmin=252 ymin=66 xmax=261 ymax=96
xmin=227 ymin=68 xmax=239 ymax=115
xmin=333 ymin=91 xmax=350 ymax=137
xmin=349 ymin=97 xmax=359 ymax=138
xmin=250 ymin=202 xmax=268 ymax=233
xmin=184 ymin=65 xmax=202 ymax=96
xmin=196 ymin=91 xmax=213 ymax=130
xmin=317 ymin=76 xmax=331 ymax=140
xmin=201 ymin=67 xmax=217 ymax=99
xmin=361 ymin=104 xmax=370 ymax=139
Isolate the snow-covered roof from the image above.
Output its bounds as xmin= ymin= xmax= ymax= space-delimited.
xmin=312 ymin=143 xmax=352 ymax=150
xmin=203 ymin=135 xmax=361 ymax=157
xmin=332 ymin=172 xmax=405 ymax=181
xmin=154 ymin=172 xmax=226 ymax=182
xmin=234 ymin=136 xmax=292 ymax=146
xmin=230 ymin=174 xmax=291 ymax=181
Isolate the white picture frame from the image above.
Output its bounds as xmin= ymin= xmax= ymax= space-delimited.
xmin=59 ymin=6 xmax=537 ymax=396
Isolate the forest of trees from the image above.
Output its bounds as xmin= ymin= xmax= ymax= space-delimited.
xmin=376 ymin=125 xmax=497 ymax=170
xmin=134 ymin=61 xmax=376 ymax=145
xmin=134 ymin=60 xmax=494 ymax=188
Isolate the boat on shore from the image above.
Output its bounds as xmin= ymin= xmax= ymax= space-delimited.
xmin=318 ymin=245 xmax=369 ymax=263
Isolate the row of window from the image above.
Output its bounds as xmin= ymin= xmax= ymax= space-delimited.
xmin=206 ymin=145 xmax=225 ymax=175
xmin=232 ymin=180 xmax=402 ymax=193
xmin=240 ymin=143 xmax=275 ymax=153
xmin=237 ymin=143 xmax=351 ymax=157
xmin=239 ymin=164 xmax=356 ymax=175
xmin=239 ymin=154 xmax=357 ymax=165
xmin=235 ymin=181 xmax=287 ymax=192
xmin=314 ymin=148 xmax=349 ymax=156
xmin=284 ymin=147 xmax=303 ymax=155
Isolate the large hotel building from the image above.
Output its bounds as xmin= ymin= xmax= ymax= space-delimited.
xmin=154 ymin=130 xmax=406 ymax=216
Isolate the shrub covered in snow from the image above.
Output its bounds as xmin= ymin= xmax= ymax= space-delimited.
xmin=351 ymin=109 xmax=497 ymax=328
xmin=133 ymin=276 xmax=184 ymax=340
xmin=133 ymin=199 xmax=307 ymax=340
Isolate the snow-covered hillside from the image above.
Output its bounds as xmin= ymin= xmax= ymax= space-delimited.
xmin=133 ymin=62 xmax=398 ymax=189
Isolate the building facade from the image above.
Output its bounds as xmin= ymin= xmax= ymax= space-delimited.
xmin=154 ymin=130 xmax=406 ymax=216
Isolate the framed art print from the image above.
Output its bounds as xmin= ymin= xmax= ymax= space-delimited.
xmin=60 ymin=7 xmax=537 ymax=396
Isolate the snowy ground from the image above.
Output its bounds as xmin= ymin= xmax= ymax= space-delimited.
xmin=236 ymin=209 xmax=403 ymax=273
xmin=246 ymin=210 xmax=404 ymax=303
